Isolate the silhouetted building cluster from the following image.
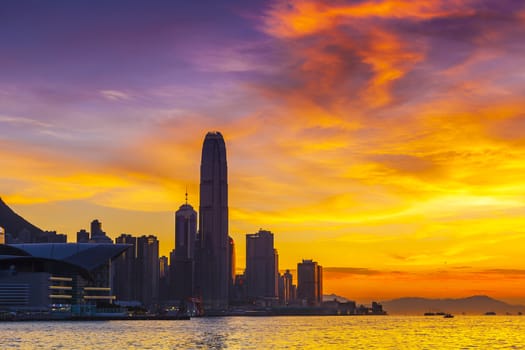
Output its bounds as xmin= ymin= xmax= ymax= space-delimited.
xmin=77 ymin=220 xmax=112 ymax=244
xmin=0 ymin=131 xmax=338 ymax=315
xmin=112 ymin=234 xmax=160 ymax=308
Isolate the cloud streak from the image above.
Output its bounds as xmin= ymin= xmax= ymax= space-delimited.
xmin=1 ymin=0 xmax=525 ymax=302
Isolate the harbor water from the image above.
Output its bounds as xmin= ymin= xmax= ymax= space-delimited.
xmin=1 ymin=315 xmax=524 ymax=349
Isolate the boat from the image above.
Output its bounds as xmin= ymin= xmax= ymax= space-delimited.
xmin=443 ymin=313 xmax=454 ymax=318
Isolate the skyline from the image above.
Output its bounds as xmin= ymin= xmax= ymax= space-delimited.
xmin=1 ymin=0 xmax=525 ymax=304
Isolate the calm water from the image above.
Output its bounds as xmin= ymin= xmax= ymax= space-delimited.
xmin=1 ymin=316 xmax=524 ymax=349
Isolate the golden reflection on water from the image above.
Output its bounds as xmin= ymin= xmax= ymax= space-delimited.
xmin=1 ymin=316 xmax=524 ymax=349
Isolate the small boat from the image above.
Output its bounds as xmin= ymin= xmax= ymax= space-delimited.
xmin=443 ymin=313 xmax=454 ymax=318
xmin=424 ymin=312 xmax=436 ymax=316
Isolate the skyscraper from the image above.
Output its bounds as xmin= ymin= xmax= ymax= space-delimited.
xmin=196 ymin=131 xmax=229 ymax=310
xmin=114 ymin=234 xmax=138 ymax=302
xmin=171 ymin=200 xmax=197 ymax=301
xmin=89 ymin=219 xmax=112 ymax=243
xmin=245 ymin=229 xmax=278 ymax=300
xmin=76 ymin=229 xmax=89 ymax=243
xmin=228 ymin=236 xmax=235 ymax=300
xmin=297 ymin=259 xmax=323 ymax=305
xmin=280 ymin=269 xmax=294 ymax=304
xmin=136 ymin=235 xmax=160 ymax=307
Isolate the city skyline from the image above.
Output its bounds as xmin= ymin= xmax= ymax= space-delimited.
xmin=1 ymin=1 xmax=525 ymax=304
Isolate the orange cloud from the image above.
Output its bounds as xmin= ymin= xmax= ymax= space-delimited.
xmin=262 ymin=0 xmax=474 ymax=38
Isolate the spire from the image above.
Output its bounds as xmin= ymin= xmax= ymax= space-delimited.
xmin=185 ymin=186 xmax=188 ymax=205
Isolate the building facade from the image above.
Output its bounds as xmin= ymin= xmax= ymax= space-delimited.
xmin=245 ymin=229 xmax=278 ymax=300
xmin=195 ymin=131 xmax=230 ymax=310
xmin=89 ymin=220 xmax=113 ymax=244
xmin=280 ymin=269 xmax=294 ymax=304
xmin=113 ymin=234 xmax=138 ymax=302
xmin=297 ymin=259 xmax=323 ymax=305
xmin=170 ymin=202 xmax=197 ymax=302
xmin=136 ymin=235 xmax=159 ymax=307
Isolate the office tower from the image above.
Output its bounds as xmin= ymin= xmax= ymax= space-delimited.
xmin=114 ymin=234 xmax=138 ymax=302
xmin=160 ymin=256 xmax=169 ymax=279
xmin=77 ymin=229 xmax=89 ymax=243
xmin=245 ymin=229 xmax=278 ymax=299
xmin=91 ymin=219 xmax=103 ymax=236
xmin=159 ymin=256 xmax=169 ymax=302
xmin=281 ymin=269 xmax=294 ymax=304
xmin=297 ymin=259 xmax=323 ymax=305
xmin=196 ymin=131 xmax=229 ymax=310
xmin=228 ymin=236 xmax=235 ymax=300
xmin=136 ymin=235 xmax=160 ymax=307
xmin=89 ymin=219 xmax=113 ymax=243
xmin=171 ymin=200 xmax=197 ymax=301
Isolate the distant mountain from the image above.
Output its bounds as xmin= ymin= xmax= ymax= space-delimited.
xmin=382 ymin=295 xmax=525 ymax=315
xmin=0 ymin=197 xmax=45 ymax=242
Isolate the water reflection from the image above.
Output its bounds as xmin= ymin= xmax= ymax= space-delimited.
xmin=0 ymin=316 xmax=524 ymax=349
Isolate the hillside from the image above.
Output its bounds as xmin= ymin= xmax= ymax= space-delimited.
xmin=0 ymin=197 xmax=45 ymax=242
xmin=382 ymin=295 xmax=525 ymax=315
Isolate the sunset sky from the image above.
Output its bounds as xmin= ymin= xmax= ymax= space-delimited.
xmin=1 ymin=0 xmax=525 ymax=304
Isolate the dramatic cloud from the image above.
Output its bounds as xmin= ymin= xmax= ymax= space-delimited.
xmin=1 ymin=0 xmax=525 ymax=302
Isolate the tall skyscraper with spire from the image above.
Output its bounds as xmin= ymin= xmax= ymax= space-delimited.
xmin=196 ymin=131 xmax=229 ymax=310
xmin=170 ymin=191 xmax=197 ymax=301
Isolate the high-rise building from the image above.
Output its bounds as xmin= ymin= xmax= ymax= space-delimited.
xmin=160 ymin=256 xmax=169 ymax=279
xmin=297 ymin=259 xmax=323 ymax=305
xmin=228 ymin=236 xmax=235 ymax=300
xmin=136 ymin=235 xmax=159 ymax=307
xmin=76 ymin=229 xmax=89 ymax=243
xmin=159 ymin=255 xmax=169 ymax=302
xmin=170 ymin=201 xmax=197 ymax=302
xmin=89 ymin=219 xmax=113 ymax=243
xmin=91 ymin=220 xmax=103 ymax=237
xmin=245 ymin=229 xmax=278 ymax=300
xmin=195 ymin=131 xmax=230 ymax=310
xmin=113 ymin=234 xmax=138 ymax=302
xmin=280 ymin=269 xmax=294 ymax=304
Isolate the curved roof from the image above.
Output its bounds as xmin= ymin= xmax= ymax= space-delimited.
xmin=0 ymin=245 xmax=31 ymax=257
xmin=9 ymin=243 xmax=131 ymax=271
xmin=0 ymin=255 xmax=92 ymax=280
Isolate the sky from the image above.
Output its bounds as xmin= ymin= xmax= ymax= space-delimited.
xmin=1 ymin=0 xmax=525 ymax=304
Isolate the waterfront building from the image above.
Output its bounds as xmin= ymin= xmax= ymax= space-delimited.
xmin=297 ymin=259 xmax=323 ymax=305
xmin=159 ymin=256 xmax=169 ymax=302
xmin=231 ymin=273 xmax=247 ymax=303
xmin=113 ymin=234 xmax=138 ymax=302
xmin=245 ymin=229 xmax=278 ymax=300
xmin=228 ymin=236 xmax=235 ymax=300
xmin=280 ymin=269 xmax=294 ymax=304
xmin=136 ymin=235 xmax=160 ymax=307
xmin=195 ymin=131 xmax=230 ymax=310
xmin=113 ymin=234 xmax=160 ymax=308
xmin=0 ymin=243 xmax=129 ymax=312
xmin=171 ymin=200 xmax=197 ymax=302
